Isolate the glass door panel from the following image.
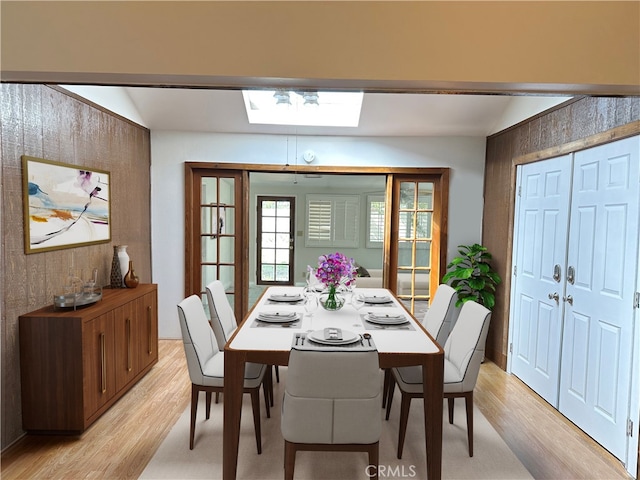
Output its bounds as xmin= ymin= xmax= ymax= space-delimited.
xmin=393 ymin=179 xmax=435 ymax=314
xmin=257 ymin=196 xmax=295 ymax=285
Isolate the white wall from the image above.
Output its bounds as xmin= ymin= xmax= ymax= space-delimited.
xmin=151 ymin=132 xmax=486 ymax=338
xmin=60 ymin=85 xmax=147 ymax=126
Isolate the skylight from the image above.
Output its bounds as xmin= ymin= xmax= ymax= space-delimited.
xmin=242 ymin=90 xmax=363 ymax=127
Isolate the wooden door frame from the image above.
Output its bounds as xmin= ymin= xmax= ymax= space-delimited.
xmin=186 ymin=162 xmax=449 ymax=321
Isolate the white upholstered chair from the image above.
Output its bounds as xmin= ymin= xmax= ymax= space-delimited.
xmin=177 ymin=294 xmax=270 ymax=452
xmin=206 ymin=280 xmax=276 ymax=405
xmin=382 ymin=283 xmax=460 ymax=409
xmin=422 ymin=283 xmax=460 ymax=346
xmin=205 ymin=280 xmax=237 ymax=351
xmin=281 ymin=348 xmax=382 ymax=480
xmin=386 ymin=300 xmax=491 ymax=458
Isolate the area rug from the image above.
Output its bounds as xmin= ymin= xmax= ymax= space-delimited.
xmin=140 ymin=369 xmax=532 ymax=480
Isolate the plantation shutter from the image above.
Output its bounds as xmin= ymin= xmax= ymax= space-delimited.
xmin=305 ymin=195 xmax=359 ymax=248
xmin=306 ymin=199 xmax=332 ymax=245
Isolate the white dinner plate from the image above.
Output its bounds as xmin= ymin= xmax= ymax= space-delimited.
xmin=256 ymin=312 xmax=300 ymax=323
xmin=307 ymin=329 xmax=360 ymax=345
xmin=268 ymin=294 xmax=303 ymax=302
xmin=364 ymin=313 xmax=408 ymax=326
xmin=363 ymin=295 xmax=393 ymax=304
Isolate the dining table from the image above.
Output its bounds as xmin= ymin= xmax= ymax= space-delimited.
xmin=223 ymin=286 xmax=444 ymax=479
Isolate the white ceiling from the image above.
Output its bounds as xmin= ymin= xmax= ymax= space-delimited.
xmin=117 ymin=87 xmax=571 ymax=137
xmin=59 ymin=86 xmax=569 ymax=187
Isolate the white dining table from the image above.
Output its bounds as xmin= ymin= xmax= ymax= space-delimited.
xmin=223 ymin=286 xmax=444 ymax=479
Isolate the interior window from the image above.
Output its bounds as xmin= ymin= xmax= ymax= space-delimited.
xmin=366 ymin=195 xmax=385 ymax=248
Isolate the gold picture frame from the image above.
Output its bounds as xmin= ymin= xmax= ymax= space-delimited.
xmin=22 ymin=156 xmax=111 ymax=254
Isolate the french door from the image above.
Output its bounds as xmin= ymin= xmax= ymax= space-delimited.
xmin=389 ymin=174 xmax=447 ymax=314
xmin=510 ymin=155 xmax=572 ymax=404
xmin=558 ymin=137 xmax=639 ymax=464
xmin=185 ymin=168 xmax=247 ymax=321
xmin=257 ymin=196 xmax=295 ymax=285
xmin=510 ymin=136 xmax=640 ymax=467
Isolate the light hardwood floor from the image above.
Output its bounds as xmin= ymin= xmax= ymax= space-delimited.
xmin=1 ymin=340 xmax=632 ymax=479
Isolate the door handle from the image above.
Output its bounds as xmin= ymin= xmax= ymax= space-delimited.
xmin=553 ymin=264 xmax=561 ymax=283
xmin=563 ymin=295 xmax=573 ymax=305
xmin=567 ymin=266 xmax=575 ymax=285
xmin=548 ymin=292 xmax=559 ymax=303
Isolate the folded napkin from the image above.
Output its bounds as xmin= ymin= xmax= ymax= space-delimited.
xmin=323 ymin=328 xmax=343 ymax=341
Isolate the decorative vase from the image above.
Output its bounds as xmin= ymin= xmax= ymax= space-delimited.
xmin=319 ymin=285 xmax=345 ymax=311
xmin=117 ymin=245 xmax=129 ymax=287
xmin=124 ymin=260 xmax=139 ymax=288
xmin=110 ymin=246 xmax=122 ymax=288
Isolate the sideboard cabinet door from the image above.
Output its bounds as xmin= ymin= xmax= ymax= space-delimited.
xmin=138 ymin=290 xmax=159 ymax=368
xmin=83 ymin=311 xmax=116 ymax=420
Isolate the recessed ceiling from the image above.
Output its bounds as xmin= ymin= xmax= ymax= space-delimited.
xmin=112 ymin=87 xmax=570 ymax=137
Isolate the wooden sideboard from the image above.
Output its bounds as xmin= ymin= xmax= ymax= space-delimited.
xmin=19 ymin=284 xmax=158 ymax=434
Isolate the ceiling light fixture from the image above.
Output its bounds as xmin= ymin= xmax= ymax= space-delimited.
xmin=273 ymin=89 xmax=291 ymax=106
xmin=302 ymin=91 xmax=319 ymax=107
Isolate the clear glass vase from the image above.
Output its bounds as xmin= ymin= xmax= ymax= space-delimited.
xmin=319 ymin=285 xmax=345 ymax=311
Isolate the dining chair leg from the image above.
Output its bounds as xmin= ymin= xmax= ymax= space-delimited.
xmin=266 ymin=366 xmax=274 ymax=407
xmin=385 ymin=376 xmax=396 ymax=420
xmin=275 ymin=365 xmax=280 ymax=383
xmin=284 ymin=440 xmax=296 ymax=480
xmin=381 ymin=368 xmax=390 ymax=408
xmin=367 ymin=443 xmax=379 ymax=480
xmin=465 ymin=392 xmax=474 ymax=457
xmin=215 ymin=392 xmax=220 ymax=404
xmin=397 ymin=393 xmax=412 ymax=459
xmin=250 ymin=388 xmax=263 ymax=454
xmin=448 ymin=397 xmax=455 ymax=424
xmin=205 ymin=391 xmax=212 ymax=419
xmin=262 ymin=377 xmax=271 ymax=419
xmin=189 ymin=385 xmax=198 ymax=450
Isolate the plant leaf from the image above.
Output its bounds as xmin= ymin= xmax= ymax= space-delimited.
xmin=478 ymin=263 xmax=490 ymax=273
xmin=481 ymin=290 xmax=495 ymax=309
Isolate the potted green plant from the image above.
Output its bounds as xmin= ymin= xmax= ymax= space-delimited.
xmin=442 ymin=243 xmax=501 ymax=309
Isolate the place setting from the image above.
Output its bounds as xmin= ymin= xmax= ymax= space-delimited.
xmin=251 ymin=309 xmax=302 ymax=328
xmin=293 ymin=327 xmax=377 ymax=351
xmin=351 ymin=293 xmax=395 ymax=307
xmin=361 ymin=310 xmax=415 ymax=330
xmin=265 ymin=292 xmax=304 ymax=305
xmin=362 ymin=294 xmax=394 ymax=305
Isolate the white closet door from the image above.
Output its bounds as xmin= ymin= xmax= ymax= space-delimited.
xmin=510 ymin=155 xmax=572 ymax=405
xmin=559 ymin=136 xmax=640 ymax=462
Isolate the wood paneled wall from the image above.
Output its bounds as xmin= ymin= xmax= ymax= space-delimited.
xmin=0 ymin=84 xmax=151 ymax=450
xmin=482 ymin=96 xmax=640 ymax=370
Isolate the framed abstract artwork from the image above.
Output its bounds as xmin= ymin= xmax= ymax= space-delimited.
xmin=22 ymin=156 xmax=111 ymax=253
